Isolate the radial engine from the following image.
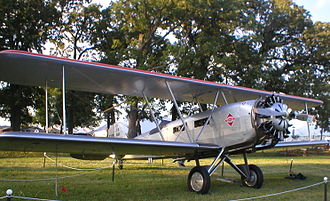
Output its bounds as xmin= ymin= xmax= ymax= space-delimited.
xmin=254 ymin=95 xmax=291 ymax=146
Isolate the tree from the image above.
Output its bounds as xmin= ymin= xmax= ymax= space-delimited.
xmin=50 ymin=2 xmax=101 ymax=60
xmin=301 ymin=22 xmax=330 ymax=132
xmin=247 ymin=0 xmax=314 ymax=92
xmin=66 ymin=91 xmax=99 ymax=133
xmin=95 ymin=94 xmax=117 ymax=131
xmin=0 ymin=0 xmax=63 ymax=52
xmin=93 ymin=0 xmax=176 ymax=138
xmin=171 ymin=0 xmax=247 ymax=81
xmin=0 ymin=0 xmax=67 ymax=130
xmin=0 ymin=83 xmax=43 ymax=130
xmin=45 ymin=2 xmax=103 ymax=134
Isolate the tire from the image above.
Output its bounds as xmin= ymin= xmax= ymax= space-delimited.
xmin=187 ymin=166 xmax=211 ymax=194
xmin=241 ymin=164 xmax=263 ymax=189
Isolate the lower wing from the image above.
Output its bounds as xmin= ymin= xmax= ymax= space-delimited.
xmin=0 ymin=132 xmax=219 ymax=159
xmin=256 ymin=140 xmax=329 ymax=150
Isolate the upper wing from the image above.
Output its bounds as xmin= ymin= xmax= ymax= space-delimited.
xmin=0 ymin=132 xmax=219 ymax=158
xmin=0 ymin=50 xmax=323 ymax=110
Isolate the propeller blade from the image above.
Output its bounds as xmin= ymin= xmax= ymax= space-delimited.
xmin=253 ymin=108 xmax=287 ymax=117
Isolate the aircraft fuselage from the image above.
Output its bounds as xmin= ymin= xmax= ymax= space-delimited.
xmin=136 ymin=100 xmax=258 ymax=150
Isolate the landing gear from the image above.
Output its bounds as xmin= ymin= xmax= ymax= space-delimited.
xmin=241 ymin=164 xmax=263 ymax=188
xmin=187 ymin=166 xmax=210 ymax=194
xmin=187 ymin=150 xmax=264 ymax=194
xmin=117 ymin=159 xmax=124 ymax=169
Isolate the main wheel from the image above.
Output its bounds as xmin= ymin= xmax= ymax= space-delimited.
xmin=241 ymin=164 xmax=263 ymax=188
xmin=187 ymin=166 xmax=211 ymax=194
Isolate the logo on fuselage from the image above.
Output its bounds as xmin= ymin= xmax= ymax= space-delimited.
xmin=225 ymin=113 xmax=235 ymax=127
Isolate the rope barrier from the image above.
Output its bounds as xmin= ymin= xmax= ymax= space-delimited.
xmin=0 ymin=195 xmax=61 ymax=201
xmin=43 ymin=153 xmax=113 ymax=171
xmin=228 ymin=180 xmax=325 ymax=201
xmin=0 ymin=154 xmax=168 ymax=182
xmin=1 ymin=196 xmax=61 ymax=201
xmin=0 ymin=164 xmax=114 ymax=182
xmin=44 ymin=153 xmax=169 ymax=169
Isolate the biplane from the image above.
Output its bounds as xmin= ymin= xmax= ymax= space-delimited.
xmin=0 ymin=50 xmax=328 ymax=194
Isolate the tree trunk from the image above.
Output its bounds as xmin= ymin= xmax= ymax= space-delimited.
xmin=67 ymin=91 xmax=74 ymax=134
xmin=10 ymin=105 xmax=21 ymax=131
xmin=127 ymin=100 xmax=140 ymax=139
xmin=171 ymin=104 xmax=179 ymax=121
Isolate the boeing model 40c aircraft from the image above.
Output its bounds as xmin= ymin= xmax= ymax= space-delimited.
xmin=0 ymin=50 xmax=328 ymax=194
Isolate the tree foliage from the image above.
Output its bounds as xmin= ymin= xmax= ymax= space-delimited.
xmin=0 ymin=0 xmax=328 ymax=134
xmin=0 ymin=0 xmax=64 ymax=52
xmin=93 ymin=0 xmax=176 ymax=138
xmin=0 ymin=0 xmax=68 ymax=131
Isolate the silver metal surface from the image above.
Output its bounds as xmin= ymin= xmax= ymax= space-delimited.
xmin=208 ymin=148 xmax=225 ymax=174
xmin=45 ymin=81 xmax=48 ymax=133
xmin=221 ymin=90 xmax=228 ymax=104
xmin=257 ymin=140 xmax=329 ymax=149
xmin=190 ymin=171 xmax=204 ymax=192
xmin=0 ymin=50 xmax=323 ymax=110
xmin=305 ymin=102 xmax=311 ymax=140
xmin=166 ymin=81 xmax=192 ymax=143
xmin=143 ymin=93 xmax=164 ymax=141
xmin=244 ymin=170 xmax=257 ymax=187
xmin=195 ymin=91 xmax=219 ymax=141
xmin=0 ymin=132 xmax=219 ymax=156
xmin=0 ymin=50 xmax=326 ymax=160
xmin=62 ymin=66 xmax=67 ymax=134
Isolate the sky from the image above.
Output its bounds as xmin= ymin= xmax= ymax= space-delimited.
xmin=293 ymin=0 xmax=330 ymax=22
xmin=93 ymin=0 xmax=330 ymax=22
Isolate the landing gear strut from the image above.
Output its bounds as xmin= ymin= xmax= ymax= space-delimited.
xmin=187 ymin=150 xmax=264 ymax=194
xmin=117 ymin=159 xmax=124 ymax=169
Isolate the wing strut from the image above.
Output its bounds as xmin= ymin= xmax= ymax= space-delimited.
xmin=304 ymin=102 xmax=311 ymax=141
xmin=165 ymin=81 xmax=193 ymax=143
xmin=175 ymin=102 xmax=197 ymax=142
xmin=220 ymin=90 xmax=228 ymax=105
xmin=45 ymin=81 xmax=49 ymax=133
xmin=142 ymin=93 xmax=165 ymax=141
xmin=195 ymin=91 xmax=219 ymax=142
xmin=62 ymin=66 xmax=67 ymax=135
xmin=197 ymin=102 xmax=204 ymax=112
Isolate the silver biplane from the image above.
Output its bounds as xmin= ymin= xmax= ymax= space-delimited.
xmin=0 ymin=50 xmax=328 ymax=194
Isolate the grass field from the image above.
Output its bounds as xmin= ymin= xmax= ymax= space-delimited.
xmin=0 ymin=151 xmax=329 ymax=201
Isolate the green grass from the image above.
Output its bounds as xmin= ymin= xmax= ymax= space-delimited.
xmin=0 ymin=152 xmax=329 ymax=201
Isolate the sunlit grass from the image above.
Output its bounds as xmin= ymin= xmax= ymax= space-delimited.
xmin=0 ymin=152 xmax=329 ymax=201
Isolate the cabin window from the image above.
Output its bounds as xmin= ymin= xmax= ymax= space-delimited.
xmin=173 ymin=125 xmax=185 ymax=133
xmin=194 ymin=118 xmax=209 ymax=128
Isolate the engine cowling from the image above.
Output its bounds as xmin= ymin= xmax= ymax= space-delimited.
xmin=254 ymin=95 xmax=291 ymax=145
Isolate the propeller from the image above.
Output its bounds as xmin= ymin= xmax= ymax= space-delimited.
xmin=255 ymin=95 xmax=290 ymax=141
xmin=253 ymin=102 xmax=288 ymax=117
xmin=255 ymin=94 xmax=317 ymax=145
